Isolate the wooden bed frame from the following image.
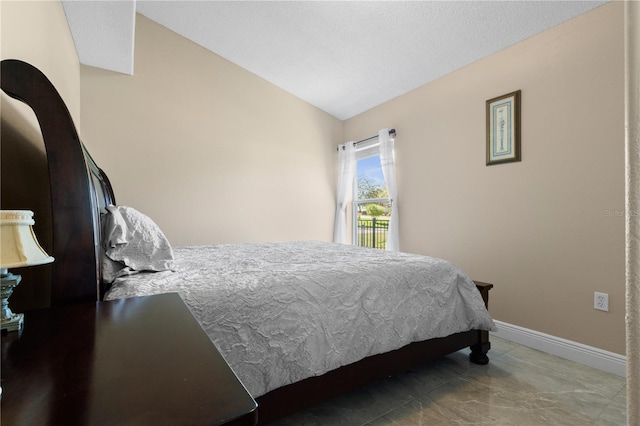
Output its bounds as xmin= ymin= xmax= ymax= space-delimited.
xmin=1 ymin=59 xmax=492 ymax=424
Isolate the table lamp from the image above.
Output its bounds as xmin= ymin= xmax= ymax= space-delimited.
xmin=0 ymin=210 xmax=54 ymax=332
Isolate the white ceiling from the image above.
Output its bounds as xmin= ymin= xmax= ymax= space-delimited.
xmin=63 ymin=0 xmax=608 ymax=120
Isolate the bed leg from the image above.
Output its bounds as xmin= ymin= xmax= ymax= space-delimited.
xmin=469 ymin=330 xmax=490 ymax=365
xmin=470 ymin=281 xmax=493 ymax=365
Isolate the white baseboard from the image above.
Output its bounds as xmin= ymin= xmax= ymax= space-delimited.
xmin=492 ymin=320 xmax=626 ymax=377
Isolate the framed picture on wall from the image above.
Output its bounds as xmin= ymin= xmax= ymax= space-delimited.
xmin=486 ymin=90 xmax=521 ymax=165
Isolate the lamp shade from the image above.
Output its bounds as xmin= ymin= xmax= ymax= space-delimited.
xmin=0 ymin=210 xmax=54 ymax=269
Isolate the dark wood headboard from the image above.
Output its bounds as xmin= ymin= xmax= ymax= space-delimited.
xmin=1 ymin=59 xmax=114 ymax=305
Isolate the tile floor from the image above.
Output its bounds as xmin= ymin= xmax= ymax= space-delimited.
xmin=270 ymin=337 xmax=627 ymax=425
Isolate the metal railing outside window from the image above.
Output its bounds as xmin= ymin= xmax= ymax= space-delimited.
xmin=353 ymin=200 xmax=391 ymax=250
xmin=356 ymin=216 xmax=389 ymax=250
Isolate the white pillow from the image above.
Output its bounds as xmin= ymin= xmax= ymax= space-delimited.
xmin=104 ymin=205 xmax=174 ymax=272
xmin=102 ymin=255 xmax=126 ymax=284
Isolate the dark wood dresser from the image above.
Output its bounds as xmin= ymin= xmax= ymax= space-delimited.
xmin=1 ymin=292 xmax=257 ymax=425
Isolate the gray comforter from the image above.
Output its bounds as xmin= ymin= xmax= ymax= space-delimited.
xmin=104 ymin=241 xmax=496 ymax=397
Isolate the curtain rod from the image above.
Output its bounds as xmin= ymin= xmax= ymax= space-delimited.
xmin=338 ymin=129 xmax=396 ymax=150
xmin=354 ymin=128 xmax=396 ymax=145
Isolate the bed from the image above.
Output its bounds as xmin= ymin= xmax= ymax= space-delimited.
xmin=1 ymin=59 xmax=495 ymax=424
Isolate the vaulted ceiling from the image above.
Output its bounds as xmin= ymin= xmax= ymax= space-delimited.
xmin=62 ymin=1 xmax=608 ymax=120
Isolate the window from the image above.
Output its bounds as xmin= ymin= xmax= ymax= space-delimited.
xmin=353 ymin=144 xmax=390 ymax=250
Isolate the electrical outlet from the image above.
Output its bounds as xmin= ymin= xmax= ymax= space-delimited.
xmin=594 ymin=292 xmax=609 ymax=312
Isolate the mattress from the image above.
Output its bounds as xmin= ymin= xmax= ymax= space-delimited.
xmin=104 ymin=241 xmax=496 ymax=397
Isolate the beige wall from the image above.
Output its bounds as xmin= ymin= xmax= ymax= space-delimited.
xmin=81 ymin=14 xmax=342 ymax=246
xmin=1 ymin=1 xmax=81 ymax=310
xmin=345 ymin=3 xmax=625 ymax=355
xmin=1 ymin=1 xmax=81 ymax=122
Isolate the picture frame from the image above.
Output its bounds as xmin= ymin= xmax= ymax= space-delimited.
xmin=486 ymin=90 xmax=521 ymax=166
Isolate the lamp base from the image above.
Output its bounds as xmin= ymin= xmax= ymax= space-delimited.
xmin=1 ymin=270 xmax=23 ymax=333
xmin=1 ymin=312 xmax=23 ymax=333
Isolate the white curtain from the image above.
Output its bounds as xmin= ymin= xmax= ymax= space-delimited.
xmin=379 ymin=129 xmax=399 ymax=251
xmin=333 ymin=142 xmax=356 ymax=244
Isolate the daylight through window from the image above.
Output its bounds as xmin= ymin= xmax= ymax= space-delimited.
xmin=353 ymin=146 xmax=391 ymax=250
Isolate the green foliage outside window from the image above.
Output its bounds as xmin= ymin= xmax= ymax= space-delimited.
xmin=357 ymin=176 xmax=388 ymax=200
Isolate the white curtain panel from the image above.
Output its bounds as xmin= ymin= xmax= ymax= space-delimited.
xmin=333 ymin=142 xmax=356 ymax=244
xmin=379 ymin=129 xmax=399 ymax=251
xmin=625 ymin=2 xmax=640 ymax=424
